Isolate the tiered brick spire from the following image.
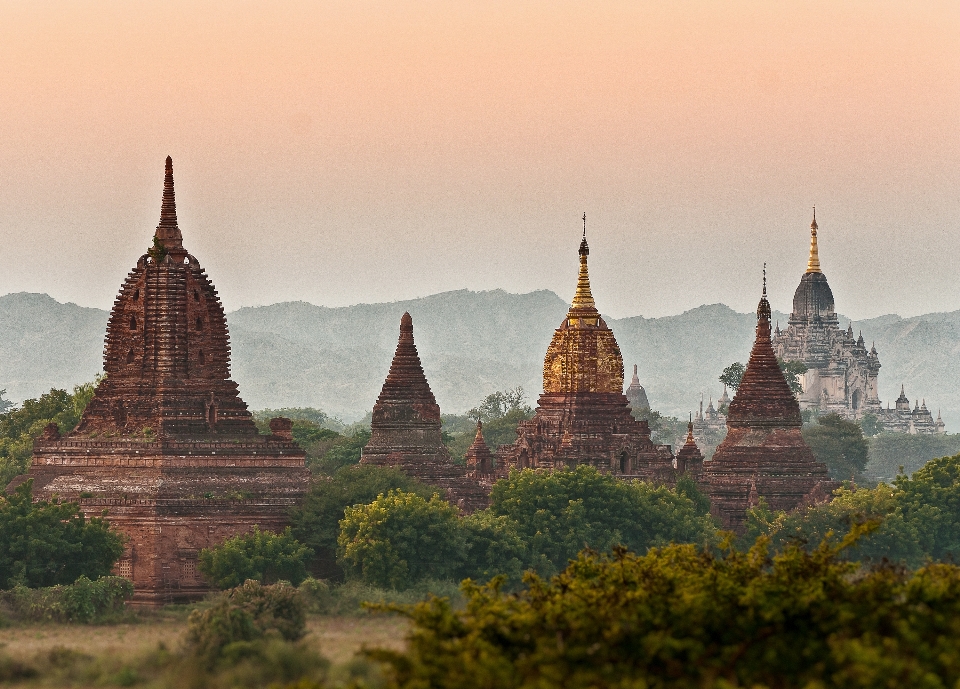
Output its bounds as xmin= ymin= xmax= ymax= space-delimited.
xmin=11 ymin=157 xmax=308 ymax=604
xmin=675 ymin=416 xmax=704 ymax=479
xmin=465 ymin=420 xmax=494 ymax=480
xmin=361 ymin=313 xmax=488 ymax=511
xmin=704 ymin=272 xmax=833 ymax=532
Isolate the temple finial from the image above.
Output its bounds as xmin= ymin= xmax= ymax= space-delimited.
xmin=154 ymin=156 xmax=184 ymax=252
xmin=806 ymin=208 xmax=821 ymax=274
xmin=756 ymin=263 xmax=772 ymax=323
xmin=570 ymin=216 xmax=596 ymax=314
xmin=763 ymin=262 xmax=767 ymax=297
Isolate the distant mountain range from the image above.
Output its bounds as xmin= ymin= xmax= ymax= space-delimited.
xmin=1 ymin=291 xmax=958 ymax=430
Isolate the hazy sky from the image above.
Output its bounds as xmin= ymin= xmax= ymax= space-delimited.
xmin=1 ymin=1 xmax=957 ymax=319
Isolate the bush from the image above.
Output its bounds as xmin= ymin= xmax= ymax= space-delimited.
xmin=290 ymin=465 xmax=435 ymax=579
xmin=0 ymin=479 xmax=124 ymax=588
xmin=369 ymin=534 xmax=960 ymax=688
xmin=803 ymin=413 xmax=869 ymax=480
xmin=186 ymin=580 xmax=306 ymax=663
xmin=198 ymin=527 xmax=313 ymax=589
xmin=489 ymin=466 xmax=717 ymax=576
xmin=0 ymin=576 xmax=133 ymax=623
xmin=338 ymin=490 xmax=467 ymax=589
xmin=457 ymin=511 xmax=526 ymax=585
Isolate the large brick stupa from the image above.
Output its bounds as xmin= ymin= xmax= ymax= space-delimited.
xmin=703 ymin=274 xmax=833 ymax=532
xmin=497 ymin=222 xmax=676 ymax=481
xmin=9 ymin=158 xmax=308 ymax=604
xmin=360 ymin=313 xmax=488 ymax=511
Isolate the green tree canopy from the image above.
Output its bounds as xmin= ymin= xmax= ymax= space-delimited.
xmin=488 ymin=466 xmax=717 ymax=577
xmin=894 ymin=453 xmax=960 ymax=561
xmin=720 ymin=359 xmax=806 ymax=395
xmin=803 ymin=413 xmax=869 ymax=480
xmin=197 ymin=526 xmax=313 ymax=590
xmin=289 ymin=464 xmax=434 ymax=579
xmin=0 ymin=480 xmax=124 ymax=589
xmin=338 ymin=490 xmax=467 ymax=589
xmin=719 ymin=362 xmax=745 ymax=390
xmin=371 ymin=534 xmax=960 ymax=688
xmin=0 ymin=382 xmax=101 ymax=488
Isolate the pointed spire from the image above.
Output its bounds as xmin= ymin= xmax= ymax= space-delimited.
xmin=631 ymin=364 xmax=640 ymax=385
xmin=155 ymin=156 xmax=184 ymax=252
xmin=806 ymin=207 xmax=821 ymax=274
xmin=569 ymin=214 xmax=597 ymax=315
xmin=757 ymin=264 xmax=772 ymax=322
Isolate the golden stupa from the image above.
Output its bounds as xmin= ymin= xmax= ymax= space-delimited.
xmin=542 ymin=219 xmax=625 ymax=394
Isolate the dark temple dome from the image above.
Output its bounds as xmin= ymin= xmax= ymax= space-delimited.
xmin=791 ymin=272 xmax=835 ymax=321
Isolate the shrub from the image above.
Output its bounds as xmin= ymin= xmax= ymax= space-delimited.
xmin=489 ymin=466 xmax=717 ymax=576
xmin=369 ymin=532 xmax=960 ymax=688
xmin=457 ymin=511 xmax=526 ymax=585
xmin=290 ymin=465 xmax=435 ymax=579
xmin=186 ymin=580 xmax=306 ymax=663
xmin=0 ymin=480 xmax=124 ymax=588
xmin=338 ymin=490 xmax=467 ymax=589
xmin=198 ymin=527 xmax=313 ymax=590
xmin=0 ymin=576 xmax=133 ymax=623
xmin=803 ymin=413 xmax=870 ymax=480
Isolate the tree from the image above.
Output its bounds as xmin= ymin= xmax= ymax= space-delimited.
xmin=741 ymin=488 xmax=925 ymax=567
xmin=719 ymin=362 xmax=745 ymax=390
xmin=457 ymin=511 xmax=527 ymax=586
xmin=860 ymin=412 xmax=882 ymax=438
xmin=337 ymin=490 xmax=467 ymax=589
xmin=369 ymin=535 xmax=960 ymax=689
xmin=778 ymin=358 xmax=808 ymax=395
xmin=186 ymin=580 xmax=306 ymax=665
xmin=802 ymin=413 xmax=869 ymax=480
xmin=0 ymin=382 xmax=101 ymax=488
xmin=894 ymin=453 xmax=960 ymax=562
xmin=0 ymin=390 xmax=12 ymax=415
xmin=197 ymin=527 xmax=313 ymax=590
xmin=289 ymin=464 xmax=434 ymax=579
xmin=488 ymin=466 xmax=716 ymax=577
xmin=312 ymin=428 xmax=371 ymax=475
xmin=0 ymin=480 xmax=124 ymax=588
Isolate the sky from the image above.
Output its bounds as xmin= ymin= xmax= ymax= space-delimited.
xmin=0 ymin=1 xmax=957 ymax=319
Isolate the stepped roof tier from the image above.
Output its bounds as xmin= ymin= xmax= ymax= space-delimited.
xmin=498 ymin=220 xmax=675 ymax=481
xmin=705 ymin=273 xmax=833 ymax=532
xmin=361 ymin=313 xmax=488 ymax=512
xmin=9 ymin=157 xmax=308 ymax=605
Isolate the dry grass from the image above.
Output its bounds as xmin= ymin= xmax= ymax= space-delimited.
xmin=0 ymin=611 xmax=409 ymax=687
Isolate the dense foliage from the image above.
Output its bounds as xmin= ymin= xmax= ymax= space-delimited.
xmin=745 ymin=453 xmax=960 ymax=568
xmin=489 ymin=466 xmax=716 ymax=577
xmin=865 ymin=433 xmax=960 ymax=482
xmin=198 ymin=527 xmax=313 ymax=589
xmin=339 ymin=490 xmax=467 ymax=589
xmin=334 ymin=467 xmax=717 ymax=589
xmin=0 ymin=575 xmax=132 ymax=623
xmin=0 ymin=480 xmax=124 ymax=589
xmin=371 ymin=532 xmax=960 ymax=689
xmin=444 ymin=388 xmax=535 ymax=462
xmin=186 ymin=580 xmax=307 ymax=665
xmin=290 ymin=465 xmax=435 ymax=579
xmin=802 ymin=412 xmax=870 ymax=480
xmin=0 ymin=382 xmax=98 ymax=487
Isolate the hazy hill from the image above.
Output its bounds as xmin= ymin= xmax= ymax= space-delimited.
xmin=1 ymin=291 xmax=958 ymax=429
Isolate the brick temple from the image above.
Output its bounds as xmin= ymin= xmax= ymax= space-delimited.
xmin=9 ymin=158 xmax=308 ymax=604
xmin=703 ymin=274 xmax=833 ymax=532
xmin=497 ymin=223 xmax=676 ymax=481
xmin=360 ymin=313 xmax=488 ymax=511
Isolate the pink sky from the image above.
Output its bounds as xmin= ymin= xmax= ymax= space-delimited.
xmin=0 ymin=0 xmax=957 ymax=318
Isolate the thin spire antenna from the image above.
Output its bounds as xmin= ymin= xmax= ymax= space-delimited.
xmin=582 ymin=212 xmax=586 ymax=239
xmin=763 ymin=262 xmax=767 ymax=296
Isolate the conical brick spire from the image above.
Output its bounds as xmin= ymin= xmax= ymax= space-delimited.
xmin=465 ymin=420 xmax=494 ymax=478
xmin=727 ymin=276 xmax=802 ymax=428
xmin=155 ymin=156 xmax=184 ymax=252
xmin=375 ymin=312 xmax=438 ymax=405
xmin=570 ymin=217 xmax=597 ymax=314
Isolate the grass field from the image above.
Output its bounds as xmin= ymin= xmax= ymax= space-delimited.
xmin=0 ymin=610 xmax=409 ymax=687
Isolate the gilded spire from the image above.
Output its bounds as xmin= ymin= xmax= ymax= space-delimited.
xmin=806 ymin=206 xmax=821 ymax=274
xmin=569 ymin=213 xmax=597 ymax=315
xmin=155 ymin=156 xmax=184 ymax=252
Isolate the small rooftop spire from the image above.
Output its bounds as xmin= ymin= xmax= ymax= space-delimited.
xmin=154 ymin=156 xmax=184 ymax=252
xmin=570 ymin=214 xmax=596 ymax=314
xmin=806 ymin=207 xmax=822 ymax=274
xmin=631 ymin=364 xmax=639 ymax=385
xmin=757 ymin=264 xmax=772 ymax=322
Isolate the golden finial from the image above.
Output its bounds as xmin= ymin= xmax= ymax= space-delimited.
xmin=806 ymin=206 xmax=822 ymax=274
xmin=570 ymin=214 xmax=596 ymax=314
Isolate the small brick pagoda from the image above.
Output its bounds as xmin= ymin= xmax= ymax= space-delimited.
xmin=360 ymin=313 xmax=488 ymax=511
xmin=703 ymin=273 xmax=833 ymax=532
xmin=9 ymin=158 xmax=308 ymax=604
xmin=675 ymin=417 xmax=704 ymax=481
xmin=498 ymin=221 xmax=676 ymax=481
xmin=464 ymin=420 xmax=495 ymax=485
